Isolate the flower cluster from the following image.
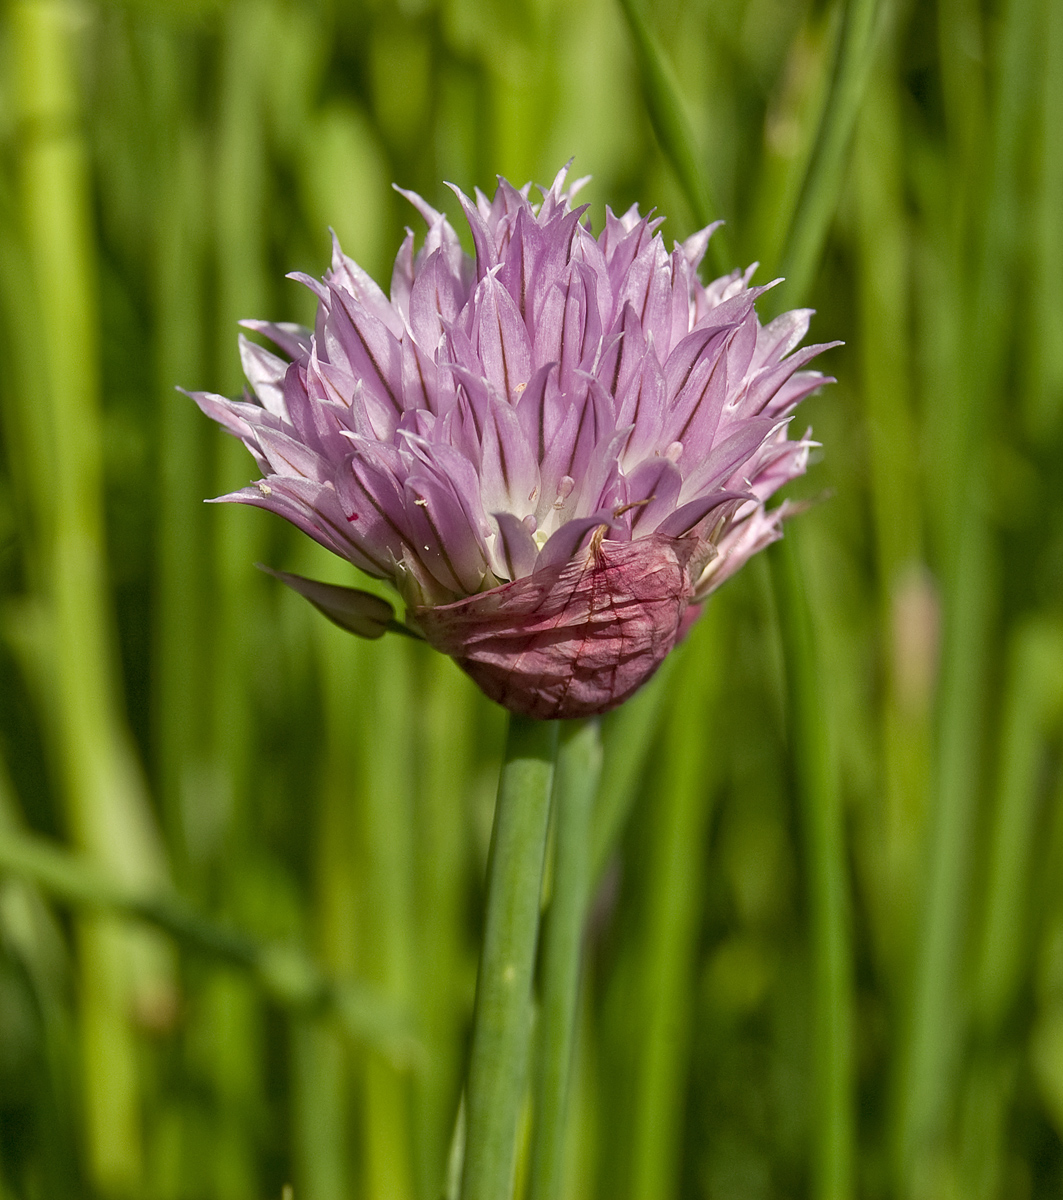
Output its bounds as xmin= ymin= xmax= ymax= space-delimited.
xmin=192 ymin=165 xmax=835 ymax=718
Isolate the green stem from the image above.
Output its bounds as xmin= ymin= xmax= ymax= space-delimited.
xmin=772 ymin=533 xmax=853 ymax=1200
xmin=529 ymin=719 xmax=603 ymax=1200
xmin=461 ymin=716 xmax=558 ymax=1200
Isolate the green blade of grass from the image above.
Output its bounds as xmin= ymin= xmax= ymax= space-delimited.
xmin=615 ymin=0 xmax=732 ymax=271
xmin=893 ymin=0 xmax=1042 ymax=1186
xmin=13 ymin=3 xmax=179 ymax=1191
xmin=626 ymin=602 xmax=724 ymax=1200
xmin=590 ymin=654 xmax=677 ymax=888
xmin=770 ymin=0 xmax=883 ymax=314
xmin=771 ymin=532 xmax=853 ymax=1200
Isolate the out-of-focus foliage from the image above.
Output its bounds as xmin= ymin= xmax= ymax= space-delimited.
xmin=0 ymin=0 xmax=1060 ymax=1198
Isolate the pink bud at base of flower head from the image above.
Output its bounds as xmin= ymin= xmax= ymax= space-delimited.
xmin=412 ymin=534 xmax=710 ymax=720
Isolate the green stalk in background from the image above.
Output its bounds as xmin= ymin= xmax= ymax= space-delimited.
xmin=529 ymin=718 xmax=603 ymax=1200
xmin=149 ymin=31 xmax=210 ymax=885
xmin=956 ymin=622 xmax=1063 ymax=1199
xmin=614 ymin=0 xmax=732 ymax=273
xmin=771 ymin=0 xmax=883 ymax=314
xmin=1027 ymin=0 xmax=1063 ymax=441
xmin=199 ymin=6 xmax=278 ymax=1195
xmin=852 ymin=47 xmax=929 ymax=985
xmin=461 ymin=716 xmax=558 ymax=1200
xmin=590 ymin=656 xmax=677 ymax=887
xmin=414 ymin=651 xmax=476 ymax=1200
xmin=625 ymin=601 xmax=724 ymax=1200
xmin=772 ymin=535 xmax=853 ymax=1200
xmin=292 ymin=599 xmax=365 ymax=1200
xmin=629 ymin=3 xmax=870 ymax=1196
xmin=752 ymin=2 xmax=886 ymax=1192
xmin=0 ymin=754 xmax=79 ymax=1197
xmin=210 ymin=0 xmax=272 ymax=835
xmin=893 ymin=0 xmax=1041 ymax=1189
xmin=972 ymin=622 xmax=1063 ymax=1041
xmin=358 ymin=633 xmax=417 ymax=1200
xmin=12 ymin=3 xmax=175 ymax=1193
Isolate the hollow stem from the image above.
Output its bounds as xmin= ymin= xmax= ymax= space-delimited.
xmin=528 ymin=719 xmax=603 ymax=1200
xmin=461 ymin=716 xmax=558 ymax=1200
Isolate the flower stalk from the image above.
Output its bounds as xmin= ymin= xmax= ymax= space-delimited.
xmin=461 ymin=716 xmax=558 ymax=1200
xmin=529 ymin=718 xmax=603 ymax=1200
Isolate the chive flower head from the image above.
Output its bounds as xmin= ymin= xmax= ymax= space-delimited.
xmin=191 ymin=165 xmax=836 ymax=718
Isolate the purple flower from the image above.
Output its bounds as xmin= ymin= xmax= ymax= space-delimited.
xmin=191 ymin=165 xmax=836 ymax=719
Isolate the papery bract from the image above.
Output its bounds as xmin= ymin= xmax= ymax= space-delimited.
xmin=190 ymin=165 xmax=837 ymax=718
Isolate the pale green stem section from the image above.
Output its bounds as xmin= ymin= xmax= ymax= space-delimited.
xmin=13 ymin=4 xmax=173 ymax=1193
xmin=852 ymin=52 xmax=929 ymax=984
xmin=461 ymin=716 xmax=558 ymax=1200
xmin=207 ymin=10 xmax=274 ymax=1195
xmin=291 ymin=1020 xmax=350 ymax=1200
xmin=954 ymin=621 xmax=1063 ymax=1198
xmin=528 ymin=718 xmax=603 ymax=1200
xmin=772 ymin=534 xmax=853 ymax=1200
xmin=614 ymin=0 xmax=732 ymax=273
xmin=149 ymin=33 xmax=209 ymax=881
xmin=627 ymin=605 xmax=722 ymax=1200
xmin=973 ymin=621 xmax=1063 ymax=1036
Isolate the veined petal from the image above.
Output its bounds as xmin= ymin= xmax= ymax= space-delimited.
xmin=408 ymin=248 xmax=466 ymax=352
xmin=532 ymin=261 xmax=603 ymax=391
xmin=479 ymin=396 xmax=541 ymax=518
xmin=536 ymin=511 xmax=618 ymax=571
xmin=324 ymin=281 xmax=404 ymax=416
xmin=623 ymin=456 xmax=683 ymax=536
xmin=492 ymin=510 xmax=540 ymax=581
xmin=239 ymin=335 xmax=292 ymax=418
xmin=329 ymin=230 xmax=405 ymax=337
xmin=471 ymin=272 xmax=533 ymax=405
xmin=405 ymin=472 xmax=489 ymax=595
xmin=390 ymin=228 xmax=416 ymax=324
xmin=239 ymin=319 xmax=312 ymax=362
xmin=654 ymin=489 xmax=748 ymax=538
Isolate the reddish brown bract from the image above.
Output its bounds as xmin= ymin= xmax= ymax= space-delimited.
xmin=414 ymin=534 xmax=709 ymax=718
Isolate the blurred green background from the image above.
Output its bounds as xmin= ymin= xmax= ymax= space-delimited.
xmin=0 ymin=0 xmax=1061 ymax=1197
